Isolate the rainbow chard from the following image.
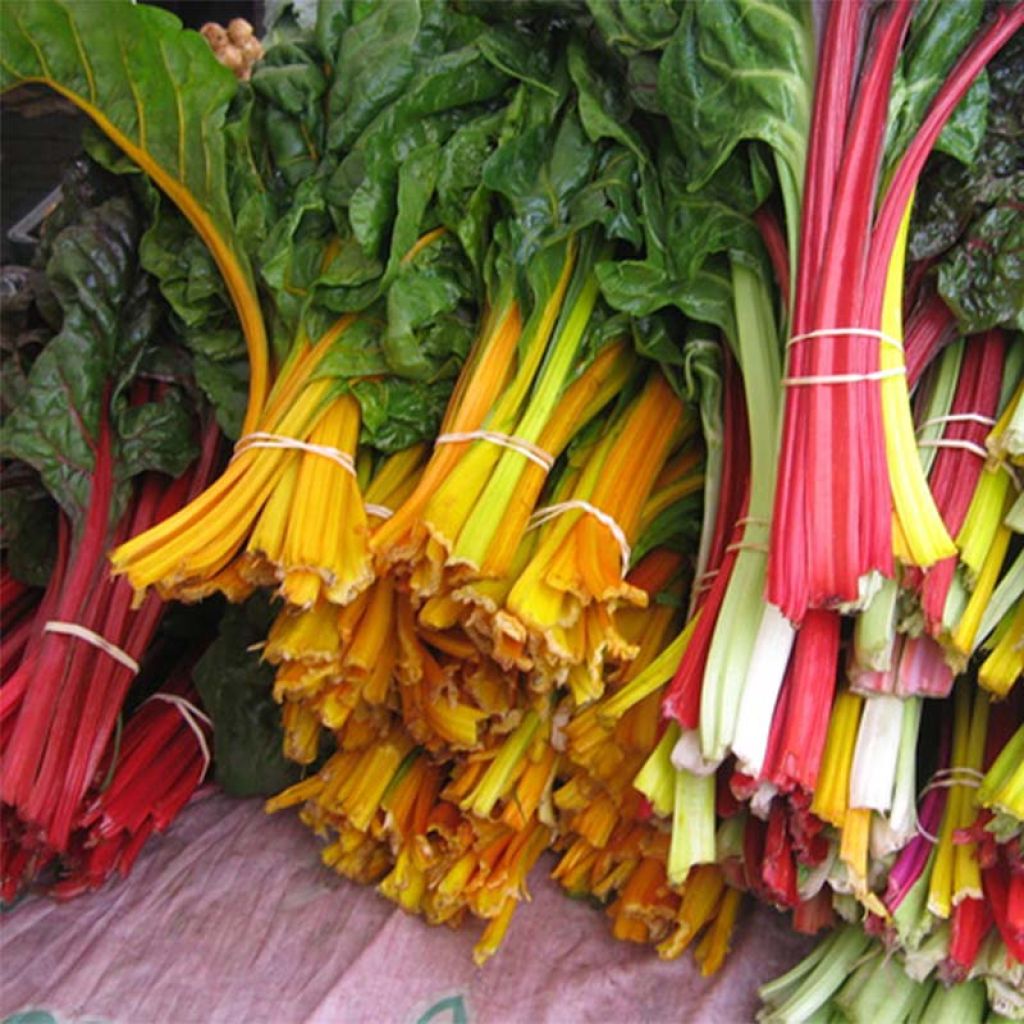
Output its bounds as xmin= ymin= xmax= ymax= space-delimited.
xmin=0 ymin=189 xmax=208 ymax=858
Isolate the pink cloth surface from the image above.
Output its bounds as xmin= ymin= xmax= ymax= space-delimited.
xmin=1 ymin=794 xmax=814 ymax=1024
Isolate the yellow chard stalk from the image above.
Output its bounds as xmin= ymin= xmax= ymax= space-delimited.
xmin=880 ymin=194 xmax=956 ymax=567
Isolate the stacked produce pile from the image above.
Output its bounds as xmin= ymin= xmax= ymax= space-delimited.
xmin=1 ymin=0 xmax=1022 ymax=1013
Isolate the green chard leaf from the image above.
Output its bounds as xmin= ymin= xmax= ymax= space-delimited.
xmin=937 ymin=205 xmax=1024 ymax=334
xmin=586 ymin=0 xmax=681 ymax=54
xmin=192 ymin=596 xmax=304 ymax=797
xmin=0 ymin=468 xmax=58 ymax=587
xmin=2 ymin=196 xmax=197 ymax=527
xmin=656 ymin=0 xmax=813 ymax=197
xmin=885 ymin=0 xmax=988 ymax=170
xmin=0 ymin=0 xmax=269 ymax=419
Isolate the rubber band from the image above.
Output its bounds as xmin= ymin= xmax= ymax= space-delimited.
xmin=915 ymin=815 xmax=940 ymax=845
xmin=436 ymin=430 xmax=554 ymax=472
xmin=916 ymin=438 xmax=990 ymax=460
xmin=916 ymin=412 xmax=996 ymax=433
xmin=999 ymin=461 xmax=1022 ymax=491
xmin=365 ymin=504 xmax=393 ymax=520
xmin=914 ymin=768 xmax=984 ymax=844
xmin=787 ymin=327 xmax=904 ymax=352
xmin=929 ymin=767 xmax=985 ymax=781
xmin=529 ymin=500 xmax=631 ymax=576
xmin=725 ymin=541 xmax=770 ymax=555
xmin=783 ymin=367 xmax=906 ymax=387
xmin=43 ymin=621 xmax=139 ymax=675
xmin=918 ymin=770 xmax=982 ymax=800
xmin=692 ymin=567 xmax=720 ymax=596
xmin=145 ymin=693 xmax=213 ymax=781
xmin=233 ymin=432 xmax=356 ymax=475
xmin=735 ymin=516 xmax=769 ymax=528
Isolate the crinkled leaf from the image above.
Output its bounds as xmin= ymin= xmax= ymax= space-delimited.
xmin=192 ymin=354 xmax=249 ymax=440
xmin=191 ymin=596 xmax=302 ymax=797
xmin=586 ymin=0 xmax=681 ymax=54
xmin=564 ymin=148 xmax=644 ymax=249
xmin=0 ymin=471 xmax=57 ymax=587
xmin=988 ymin=31 xmax=1024 ymax=138
xmin=934 ymin=71 xmax=988 ymax=165
xmin=324 ymin=0 xmax=423 ymax=151
xmin=385 ymin=257 xmax=473 ymax=379
xmin=139 ymin=201 xmax=231 ymax=330
xmin=597 ymin=259 xmax=737 ymax=344
xmin=477 ymin=21 xmax=559 ymax=95
xmin=353 ymin=376 xmax=454 ymax=452
xmin=937 ymin=205 xmax=1024 ymax=334
xmin=885 ymin=0 xmax=987 ymax=170
xmin=567 ymin=35 xmax=645 ymax=162
xmin=116 ymin=392 xmax=195 ymax=486
xmin=436 ymin=107 xmax=506 ymax=273
xmin=483 ymin=106 xmax=598 ymax=267
xmin=1 ymin=198 xmax=137 ymax=522
xmin=656 ymin=0 xmax=813 ymax=193
xmin=633 ymin=492 xmax=703 ymax=565
xmin=250 ymin=41 xmax=328 ymax=188
xmin=909 ymin=137 xmax=1022 ymax=261
xmin=340 ymin=40 xmax=509 ymax=259
xmin=308 ymin=318 xmax=389 ymax=380
xmin=0 ymin=0 xmax=265 ymax=397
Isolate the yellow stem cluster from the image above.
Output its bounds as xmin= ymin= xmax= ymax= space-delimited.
xmin=111 ymin=316 xmax=366 ymax=606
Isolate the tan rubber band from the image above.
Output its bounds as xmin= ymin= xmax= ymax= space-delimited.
xmin=233 ymin=432 xmax=356 ymax=475
xmin=917 ymin=412 xmax=996 ymax=433
xmin=529 ymin=500 xmax=631 ymax=576
xmin=365 ymin=504 xmax=394 ymax=520
xmin=436 ymin=430 xmax=554 ymax=472
xmin=44 ymin=621 xmax=139 ymax=675
xmin=145 ymin=693 xmax=213 ymax=781
xmin=787 ymin=327 xmax=904 ymax=352
xmin=917 ymin=438 xmax=990 ymax=460
xmin=914 ymin=768 xmax=984 ymax=845
xmin=725 ymin=541 xmax=770 ymax=555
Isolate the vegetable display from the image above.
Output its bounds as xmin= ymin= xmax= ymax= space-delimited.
xmin=0 ymin=0 xmax=1021 ymax=1017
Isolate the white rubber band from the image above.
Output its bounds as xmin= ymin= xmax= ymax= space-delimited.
xmin=783 ymin=367 xmax=907 ymax=386
xmin=436 ymin=430 xmax=554 ymax=472
xmin=43 ymin=621 xmax=139 ymax=675
xmin=145 ymin=693 xmax=213 ymax=782
xmin=529 ymin=500 xmax=631 ymax=577
xmin=917 ymin=438 xmax=990 ymax=460
xmin=918 ymin=770 xmax=982 ymax=800
xmin=916 ymin=413 xmax=996 ymax=433
xmin=233 ymin=432 xmax=356 ymax=475
xmin=914 ymin=815 xmax=940 ymax=845
xmin=787 ymin=327 xmax=904 ymax=352
xmin=913 ymin=767 xmax=984 ymax=844
xmin=365 ymin=504 xmax=394 ymax=520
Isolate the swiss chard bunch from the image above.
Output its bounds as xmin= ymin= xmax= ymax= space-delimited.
xmin=0 ymin=159 xmax=216 ymax=891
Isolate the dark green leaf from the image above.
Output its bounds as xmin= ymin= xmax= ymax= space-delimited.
xmin=937 ymin=204 xmax=1024 ymax=334
xmin=885 ymin=0 xmax=986 ymax=170
xmin=656 ymin=1 xmax=813 ymax=193
xmin=0 ymin=471 xmax=57 ymax=587
xmin=192 ymin=596 xmax=302 ymax=797
xmin=353 ymin=376 xmax=454 ymax=452
xmin=587 ymin=0 xmax=681 ymax=53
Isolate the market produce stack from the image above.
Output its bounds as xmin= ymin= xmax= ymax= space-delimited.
xmin=1 ymin=0 xmax=1022 ymax=1012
